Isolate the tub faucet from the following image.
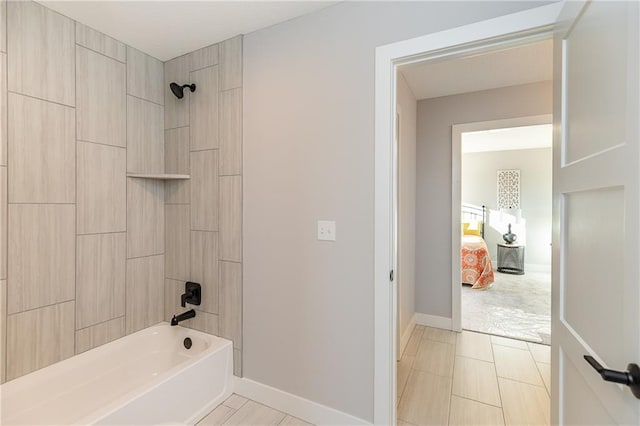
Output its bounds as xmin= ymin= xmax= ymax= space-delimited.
xmin=171 ymin=309 xmax=196 ymax=326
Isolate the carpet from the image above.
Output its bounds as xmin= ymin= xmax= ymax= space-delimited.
xmin=461 ymin=269 xmax=551 ymax=345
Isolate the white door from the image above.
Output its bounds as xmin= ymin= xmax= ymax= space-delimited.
xmin=553 ymin=1 xmax=640 ymax=424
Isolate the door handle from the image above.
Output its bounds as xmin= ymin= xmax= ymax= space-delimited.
xmin=584 ymin=355 xmax=640 ymax=399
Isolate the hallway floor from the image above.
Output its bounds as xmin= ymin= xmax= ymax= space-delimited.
xmin=398 ymin=326 xmax=550 ymax=426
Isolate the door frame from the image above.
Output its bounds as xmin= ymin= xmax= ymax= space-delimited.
xmin=451 ymin=114 xmax=553 ymax=331
xmin=373 ymin=3 xmax=563 ymax=424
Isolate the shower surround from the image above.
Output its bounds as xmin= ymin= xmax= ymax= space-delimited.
xmin=0 ymin=0 xmax=243 ymax=383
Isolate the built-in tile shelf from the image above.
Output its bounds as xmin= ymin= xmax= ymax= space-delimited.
xmin=126 ymin=173 xmax=190 ymax=180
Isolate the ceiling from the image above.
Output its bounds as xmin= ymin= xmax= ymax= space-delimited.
xmin=400 ymin=39 xmax=553 ymax=100
xmin=461 ymin=124 xmax=552 ymax=154
xmin=38 ymin=1 xmax=337 ymax=61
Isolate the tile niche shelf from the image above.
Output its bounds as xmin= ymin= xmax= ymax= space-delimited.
xmin=126 ymin=173 xmax=190 ymax=180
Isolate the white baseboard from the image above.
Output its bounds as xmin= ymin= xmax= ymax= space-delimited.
xmin=234 ymin=377 xmax=370 ymax=426
xmin=399 ymin=313 xmax=417 ymax=357
xmin=415 ymin=313 xmax=453 ymax=330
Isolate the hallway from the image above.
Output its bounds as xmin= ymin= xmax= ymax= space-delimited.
xmin=397 ymin=326 xmax=550 ymax=425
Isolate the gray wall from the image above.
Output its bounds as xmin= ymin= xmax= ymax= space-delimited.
xmin=243 ymin=1 xmax=550 ymax=421
xmin=163 ymin=37 xmax=244 ymax=376
xmin=462 ymin=148 xmax=552 ymax=266
xmin=2 ymin=0 xmax=165 ymax=382
xmin=416 ymin=81 xmax=552 ymax=318
xmin=397 ymin=74 xmax=417 ymax=340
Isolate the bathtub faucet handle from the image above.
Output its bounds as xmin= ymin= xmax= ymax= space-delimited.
xmin=181 ymin=282 xmax=201 ymax=308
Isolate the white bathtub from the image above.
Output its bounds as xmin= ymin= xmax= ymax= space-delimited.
xmin=1 ymin=322 xmax=233 ymax=425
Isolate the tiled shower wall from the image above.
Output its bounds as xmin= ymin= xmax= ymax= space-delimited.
xmin=0 ymin=0 xmax=167 ymax=382
xmin=163 ymin=37 xmax=243 ymax=376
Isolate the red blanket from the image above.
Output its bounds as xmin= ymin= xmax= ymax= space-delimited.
xmin=461 ymin=235 xmax=495 ymax=290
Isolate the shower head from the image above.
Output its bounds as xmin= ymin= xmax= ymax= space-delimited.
xmin=170 ymin=82 xmax=196 ymax=99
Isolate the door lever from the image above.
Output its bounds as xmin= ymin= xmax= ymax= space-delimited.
xmin=584 ymin=355 xmax=640 ymax=399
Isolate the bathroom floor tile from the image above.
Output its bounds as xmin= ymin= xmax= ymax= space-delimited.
xmin=493 ymin=345 xmax=544 ymax=387
xmin=198 ymin=404 xmax=235 ymax=425
xmin=413 ymin=339 xmax=455 ymax=377
xmin=449 ymin=395 xmax=505 ymax=426
xmin=397 ymin=370 xmax=451 ymax=425
xmin=223 ymin=401 xmax=286 ymax=425
xmin=456 ymin=331 xmax=494 ymax=362
xmin=452 ymin=356 xmax=501 ymax=407
xmin=223 ymin=394 xmax=248 ymax=410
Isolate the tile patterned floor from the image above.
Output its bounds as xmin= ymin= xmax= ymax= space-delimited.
xmin=398 ymin=326 xmax=550 ymax=426
xmin=198 ymin=394 xmax=313 ymax=425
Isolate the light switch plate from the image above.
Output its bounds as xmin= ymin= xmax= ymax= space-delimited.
xmin=317 ymin=220 xmax=336 ymax=241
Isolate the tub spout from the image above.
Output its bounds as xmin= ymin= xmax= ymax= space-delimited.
xmin=171 ymin=309 xmax=196 ymax=326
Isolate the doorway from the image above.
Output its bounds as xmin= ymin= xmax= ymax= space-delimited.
xmin=373 ymin=3 xmax=564 ymax=424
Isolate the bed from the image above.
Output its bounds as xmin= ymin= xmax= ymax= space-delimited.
xmin=461 ymin=204 xmax=494 ymax=290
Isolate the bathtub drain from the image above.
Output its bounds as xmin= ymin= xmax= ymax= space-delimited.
xmin=184 ymin=337 xmax=192 ymax=349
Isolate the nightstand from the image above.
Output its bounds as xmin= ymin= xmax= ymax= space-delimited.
xmin=497 ymin=243 xmax=525 ymax=275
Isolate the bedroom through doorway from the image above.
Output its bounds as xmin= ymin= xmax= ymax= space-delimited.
xmin=460 ymin=122 xmax=552 ymax=346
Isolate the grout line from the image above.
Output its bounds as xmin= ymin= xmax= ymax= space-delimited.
xmin=75 ymin=43 xmax=125 ymax=65
xmin=6 ymin=299 xmax=75 ymax=317
xmin=7 ymin=90 xmax=75 ymax=109
xmin=76 ymin=315 xmax=125 ymax=332
xmin=126 ymin=92 xmax=164 ymax=108
xmin=8 ymin=202 xmax=75 ymax=205
xmin=77 ymin=230 xmax=127 ymax=237
xmin=77 ymin=139 xmax=126 ymax=150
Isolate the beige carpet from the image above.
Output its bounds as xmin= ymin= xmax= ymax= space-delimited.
xmin=462 ymin=270 xmax=551 ymax=345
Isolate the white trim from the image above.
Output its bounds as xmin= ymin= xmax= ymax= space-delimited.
xmin=415 ymin=313 xmax=453 ymax=330
xmin=451 ymin=114 xmax=552 ymax=332
xmin=399 ymin=313 xmax=417 ymax=356
xmin=374 ymin=4 xmax=563 ymax=424
xmin=234 ymin=378 xmax=370 ymax=426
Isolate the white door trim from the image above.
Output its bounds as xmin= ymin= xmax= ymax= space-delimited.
xmin=451 ymin=114 xmax=552 ymax=332
xmin=374 ymin=3 xmax=563 ymax=424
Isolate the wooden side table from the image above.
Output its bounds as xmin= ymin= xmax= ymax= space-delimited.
xmin=497 ymin=243 xmax=525 ymax=275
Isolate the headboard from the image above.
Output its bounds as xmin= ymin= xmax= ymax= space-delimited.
xmin=461 ymin=203 xmax=486 ymax=239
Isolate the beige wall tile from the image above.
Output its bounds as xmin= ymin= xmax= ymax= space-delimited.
xmin=8 ymin=204 xmax=75 ymax=314
xmin=190 ymin=150 xmax=218 ymax=231
xmin=1 ymin=279 xmax=6 ymax=383
xmin=0 ymin=0 xmax=5 ymax=53
xmin=165 ymin=204 xmax=190 ymax=281
xmin=76 ymin=316 xmax=125 ymax=354
xmin=183 ymin=309 xmax=219 ymax=335
xmin=164 ymin=278 xmax=184 ymax=320
xmin=75 ymin=22 xmax=126 ymax=63
xmin=220 ymin=36 xmax=242 ymax=91
xmin=397 ymin=370 xmax=451 ymax=426
xmin=0 ymin=166 xmax=5 ymax=280
xmin=452 ymin=356 xmax=501 ymax=407
xmin=164 ymin=56 xmax=190 ymax=129
xmin=76 ymin=46 xmax=126 ymax=148
xmin=127 ymin=47 xmax=163 ymax=105
xmin=165 ymin=127 xmax=190 ymax=204
xmin=127 ymin=96 xmax=164 ymax=174
xmin=188 ymin=44 xmax=218 ymax=71
xmin=219 ymin=88 xmax=242 ymax=175
xmin=8 ymin=93 xmax=75 ymax=203
xmin=6 ymin=301 xmax=74 ymax=380
xmin=220 ymin=261 xmax=241 ymax=349
xmin=224 ymin=401 xmax=284 ymax=426
xmin=77 ymin=142 xmax=126 ymax=234
xmin=449 ymin=396 xmax=505 ymax=426
xmin=126 ymin=255 xmax=164 ymax=334
xmin=8 ymin=1 xmax=75 ymax=105
xmin=76 ymin=233 xmax=126 ymax=329
xmin=189 ymin=66 xmax=219 ymax=151
xmin=127 ymin=178 xmax=164 ymax=258
xmin=165 ymin=127 xmax=190 ymax=173
xmin=190 ymin=231 xmax=219 ymax=314
xmin=220 ymin=176 xmax=242 ymax=261
xmin=0 ymin=52 xmax=6 ymax=166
